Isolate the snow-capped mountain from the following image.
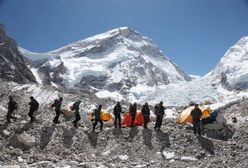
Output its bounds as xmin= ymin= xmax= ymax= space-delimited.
xmin=205 ymin=36 xmax=248 ymax=89
xmin=21 ymin=27 xmax=191 ymax=90
xmin=0 ymin=24 xmax=36 ymax=83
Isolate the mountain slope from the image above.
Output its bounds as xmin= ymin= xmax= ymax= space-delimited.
xmin=0 ymin=24 xmax=36 ymax=83
xmin=21 ymin=27 xmax=191 ymax=90
xmin=205 ymin=36 xmax=248 ymax=89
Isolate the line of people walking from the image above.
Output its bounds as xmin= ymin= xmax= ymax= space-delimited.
xmin=6 ymin=95 xmax=203 ymax=136
xmin=6 ymin=96 xmax=168 ymax=132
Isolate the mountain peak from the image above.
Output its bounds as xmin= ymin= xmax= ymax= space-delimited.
xmin=205 ymin=36 xmax=248 ymax=89
xmin=21 ymin=27 xmax=190 ymax=89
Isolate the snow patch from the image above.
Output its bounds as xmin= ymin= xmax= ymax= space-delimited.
xmin=119 ymin=155 xmax=129 ymax=160
xmin=0 ymin=105 xmax=7 ymax=112
xmin=29 ymin=67 xmax=43 ymax=84
xmin=96 ymin=90 xmax=123 ymax=101
xmin=101 ymin=150 xmax=111 ymax=156
xmin=162 ymin=151 xmax=176 ymax=159
xmin=181 ymin=156 xmax=198 ymax=161
xmin=165 ymin=109 xmax=178 ymax=119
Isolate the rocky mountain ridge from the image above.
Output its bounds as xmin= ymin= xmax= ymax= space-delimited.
xmin=0 ymin=24 xmax=36 ymax=84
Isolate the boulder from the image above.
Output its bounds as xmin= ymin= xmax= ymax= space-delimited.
xmin=13 ymin=148 xmax=23 ymax=155
xmin=204 ymin=123 xmax=224 ymax=130
xmin=0 ymin=142 xmax=4 ymax=151
xmin=216 ymin=115 xmax=227 ymax=124
xmin=37 ymin=161 xmax=55 ymax=167
xmin=61 ymin=109 xmax=74 ymax=119
xmin=17 ymin=132 xmax=35 ymax=148
xmin=3 ymin=130 xmax=11 ymax=137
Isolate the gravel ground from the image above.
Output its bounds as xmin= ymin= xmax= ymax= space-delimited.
xmin=0 ymin=84 xmax=248 ymax=168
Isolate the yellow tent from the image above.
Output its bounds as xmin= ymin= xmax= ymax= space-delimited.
xmin=176 ymin=106 xmax=211 ymax=124
xmin=88 ymin=110 xmax=113 ymax=122
xmin=101 ymin=110 xmax=113 ymax=122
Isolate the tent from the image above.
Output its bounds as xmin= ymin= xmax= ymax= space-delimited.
xmin=176 ymin=106 xmax=211 ymax=124
xmin=121 ymin=111 xmax=144 ymax=127
xmin=134 ymin=112 xmax=144 ymax=126
xmin=121 ymin=112 xmax=132 ymax=127
xmin=101 ymin=110 xmax=113 ymax=122
xmin=88 ymin=110 xmax=113 ymax=122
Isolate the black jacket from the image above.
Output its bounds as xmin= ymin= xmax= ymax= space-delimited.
xmin=8 ymin=100 xmax=17 ymax=111
xmin=29 ymin=99 xmax=39 ymax=111
xmin=142 ymin=105 xmax=150 ymax=117
xmin=113 ymin=104 xmax=122 ymax=116
xmin=155 ymin=104 xmax=165 ymax=117
xmin=52 ymin=99 xmax=62 ymax=111
xmin=73 ymin=101 xmax=81 ymax=113
xmin=94 ymin=107 xmax=102 ymax=120
xmin=129 ymin=105 xmax=137 ymax=116
xmin=191 ymin=107 xmax=202 ymax=121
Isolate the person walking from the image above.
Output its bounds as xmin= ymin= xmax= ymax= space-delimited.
xmin=28 ymin=96 xmax=39 ymax=123
xmin=190 ymin=103 xmax=202 ymax=136
xmin=92 ymin=105 xmax=103 ymax=132
xmin=113 ymin=102 xmax=122 ymax=128
xmin=154 ymin=101 xmax=165 ymax=130
xmin=71 ymin=100 xmax=81 ymax=128
xmin=141 ymin=103 xmax=150 ymax=129
xmin=51 ymin=97 xmax=63 ymax=124
xmin=130 ymin=103 xmax=137 ymax=127
xmin=7 ymin=96 xmax=18 ymax=123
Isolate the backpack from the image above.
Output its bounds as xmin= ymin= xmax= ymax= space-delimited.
xmin=35 ymin=100 xmax=39 ymax=111
xmin=50 ymin=99 xmax=58 ymax=108
xmin=70 ymin=104 xmax=75 ymax=111
xmin=13 ymin=101 xmax=18 ymax=110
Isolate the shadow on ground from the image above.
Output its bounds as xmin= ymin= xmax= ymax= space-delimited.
xmin=198 ymin=136 xmax=215 ymax=155
xmin=62 ymin=127 xmax=77 ymax=148
xmin=142 ymin=128 xmax=153 ymax=149
xmin=113 ymin=128 xmax=123 ymax=138
xmin=40 ymin=126 xmax=55 ymax=150
xmin=84 ymin=130 xmax=99 ymax=148
xmin=129 ymin=126 xmax=139 ymax=142
xmin=156 ymin=129 xmax=170 ymax=159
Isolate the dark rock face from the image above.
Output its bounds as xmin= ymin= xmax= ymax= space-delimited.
xmin=38 ymin=60 xmax=66 ymax=85
xmin=0 ymin=24 xmax=36 ymax=83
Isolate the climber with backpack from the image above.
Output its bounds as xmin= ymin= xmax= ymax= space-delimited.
xmin=190 ymin=103 xmax=202 ymax=136
xmin=142 ymin=103 xmax=150 ymax=129
xmin=28 ymin=96 xmax=39 ymax=123
xmin=7 ymin=95 xmax=18 ymax=123
xmin=92 ymin=104 xmax=103 ymax=132
xmin=113 ymin=102 xmax=123 ymax=128
xmin=71 ymin=100 xmax=82 ymax=128
xmin=154 ymin=101 xmax=165 ymax=130
xmin=130 ymin=102 xmax=137 ymax=127
xmin=50 ymin=97 xmax=63 ymax=124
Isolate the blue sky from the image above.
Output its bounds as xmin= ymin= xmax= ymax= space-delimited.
xmin=0 ymin=0 xmax=248 ymax=76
